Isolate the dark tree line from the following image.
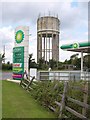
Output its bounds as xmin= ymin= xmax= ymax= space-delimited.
xmin=1 ymin=53 xmax=90 ymax=71
xmin=37 ymin=53 xmax=90 ymax=71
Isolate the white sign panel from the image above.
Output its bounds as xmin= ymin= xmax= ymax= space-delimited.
xmin=15 ymin=26 xmax=29 ymax=73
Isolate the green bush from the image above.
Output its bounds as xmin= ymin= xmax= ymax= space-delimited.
xmin=29 ymin=80 xmax=90 ymax=119
xmin=30 ymin=81 xmax=63 ymax=108
xmin=2 ymin=63 xmax=12 ymax=70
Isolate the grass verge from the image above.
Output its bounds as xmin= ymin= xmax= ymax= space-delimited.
xmin=2 ymin=80 xmax=56 ymax=118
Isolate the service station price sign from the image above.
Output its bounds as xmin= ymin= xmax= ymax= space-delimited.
xmin=13 ymin=46 xmax=24 ymax=80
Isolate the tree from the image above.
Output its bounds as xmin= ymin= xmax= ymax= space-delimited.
xmin=75 ymin=58 xmax=81 ymax=69
xmin=37 ymin=58 xmax=48 ymax=70
xmin=58 ymin=61 xmax=64 ymax=70
xmin=7 ymin=61 xmax=10 ymax=64
xmin=49 ymin=59 xmax=57 ymax=70
xmin=62 ymin=54 xmax=80 ymax=70
xmin=70 ymin=53 xmax=79 ymax=60
xmin=28 ymin=54 xmax=37 ymax=69
xmin=0 ymin=53 xmax=5 ymax=63
xmin=83 ymin=55 xmax=90 ymax=70
xmin=70 ymin=53 xmax=79 ymax=65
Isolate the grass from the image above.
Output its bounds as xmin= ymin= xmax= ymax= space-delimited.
xmin=2 ymin=80 xmax=56 ymax=118
xmin=2 ymin=70 xmax=12 ymax=72
xmin=0 ymin=80 xmax=2 ymax=119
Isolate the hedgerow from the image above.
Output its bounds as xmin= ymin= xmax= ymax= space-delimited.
xmin=29 ymin=80 xmax=90 ymax=119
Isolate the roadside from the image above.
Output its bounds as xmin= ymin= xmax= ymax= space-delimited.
xmin=2 ymin=80 xmax=56 ymax=118
xmin=2 ymin=71 xmax=12 ymax=80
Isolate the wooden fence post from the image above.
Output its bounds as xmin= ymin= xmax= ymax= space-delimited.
xmin=58 ymin=81 xmax=68 ymax=118
xmin=26 ymin=76 xmax=35 ymax=90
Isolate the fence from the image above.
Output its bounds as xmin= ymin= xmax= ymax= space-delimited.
xmin=51 ymin=81 xmax=90 ymax=119
xmin=37 ymin=71 xmax=90 ymax=81
xmin=20 ymin=72 xmax=90 ymax=119
xmin=20 ymin=72 xmax=35 ymax=90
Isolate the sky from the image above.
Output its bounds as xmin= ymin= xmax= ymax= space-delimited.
xmin=0 ymin=0 xmax=89 ymax=63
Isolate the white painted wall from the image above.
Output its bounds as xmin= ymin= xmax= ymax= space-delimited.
xmin=30 ymin=68 xmax=37 ymax=79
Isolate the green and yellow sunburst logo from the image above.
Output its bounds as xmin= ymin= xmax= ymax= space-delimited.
xmin=73 ymin=43 xmax=79 ymax=49
xmin=15 ymin=30 xmax=24 ymax=43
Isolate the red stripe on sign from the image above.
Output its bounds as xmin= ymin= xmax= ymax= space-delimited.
xmin=13 ymin=74 xmax=22 ymax=78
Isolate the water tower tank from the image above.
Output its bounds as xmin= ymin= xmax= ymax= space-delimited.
xmin=37 ymin=16 xmax=60 ymax=63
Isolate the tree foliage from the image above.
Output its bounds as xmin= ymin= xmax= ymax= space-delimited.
xmin=37 ymin=58 xmax=48 ymax=70
xmin=0 ymin=53 xmax=5 ymax=63
xmin=1 ymin=53 xmax=90 ymax=71
xmin=83 ymin=55 xmax=90 ymax=70
xmin=70 ymin=53 xmax=79 ymax=60
xmin=28 ymin=54 xmax=37 ymax=69
xmin=2 ymin=63 xmax=12 ymax=70
xmin=49 ymin=59 xmax=57 ymax=70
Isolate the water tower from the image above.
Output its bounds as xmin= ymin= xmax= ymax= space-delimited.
xmin=37 ymin=15 xmax=60 ymax=63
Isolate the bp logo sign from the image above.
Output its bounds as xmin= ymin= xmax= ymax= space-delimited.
xmin=73 ymin=43 xmax=79 ymax=49
xmin=15 ymin=30 xmax=24 ymax=43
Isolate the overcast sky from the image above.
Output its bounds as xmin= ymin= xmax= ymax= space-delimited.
xmin=0 ymin=0 xmax=89 ymax=63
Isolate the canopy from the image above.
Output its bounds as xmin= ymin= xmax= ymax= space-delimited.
xmin=60 ymin=42 xmax=90 ymax=53
xmin=60 ymin=41 xmax=90 ymax=73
